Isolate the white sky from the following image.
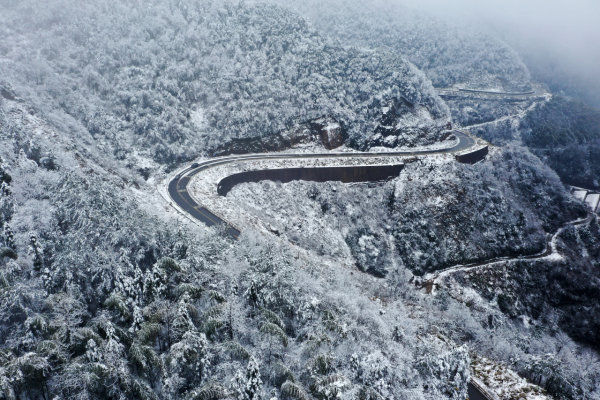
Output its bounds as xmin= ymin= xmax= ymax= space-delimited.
xmin=401 ymin=0 xmax=600 ymax=88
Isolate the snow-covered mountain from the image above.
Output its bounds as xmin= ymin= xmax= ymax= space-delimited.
xmin=1 ymin=0 xmax=449 ymax=166
xmin=0 ymin=1 xmax=599 ymax=399
xmin=272 ymin=0 xmax=532 ymax=91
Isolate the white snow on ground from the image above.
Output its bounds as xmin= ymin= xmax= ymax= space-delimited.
xmin=370 ymin=133 xmax=459 ymax=153
xmin=437 ymin=83 xmax=550 ymax=101
xmin=325 ymin=122 xmax=341 ymax=139
xmin=585 ymin=193 xmax=600 ymax=211
xmin=150 ymin=91 xmax=600 ymax=399
xmin=161 ymin=133 xmax=482 ymax=267
xmin=190 ymin=106 xmax=207 ymax=128
xmin=179 ymin=129 xmax=486 ymax=238
xmin=130 ymin=150 xmax=159 ymax=171
xmin=394 ymin=106 xmax=433 ymax=129
xmin=272 ymin=132 xmax=461 ymax=154
xmin=573 ymin=190 xmax=587 ymax=201
xmin=462 ymin=86 xmax=504 ymax=93
xmin=185 ymin=151 xmax=443 ymax=260
xmin=471 ymin=354 xmax=551 ymax=400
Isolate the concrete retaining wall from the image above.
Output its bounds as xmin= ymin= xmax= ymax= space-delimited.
xmin=468 ymin=380 xmax=498 ymax=400
xmin=455 ymin=146 xmax=489 ymax=164
xmin=217 ymin=164 xmax=404 ymax=196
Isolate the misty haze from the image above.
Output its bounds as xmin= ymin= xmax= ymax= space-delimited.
xmin=0 ymin=1 xmax=599 ymax=399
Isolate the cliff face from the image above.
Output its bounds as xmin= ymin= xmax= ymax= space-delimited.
xmin=213 ymin=117 xmax=346 ymax=156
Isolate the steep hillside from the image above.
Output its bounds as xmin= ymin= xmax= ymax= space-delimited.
xmin=446 ymin=219 xmax=600 ymax=399
xmin=521 ymin=96 xmax=600 ymax=189
xmin=272 ymin=0 xmax=539 ymax=133
xmin=225 ymin=146 xmax=600 ymax=399
xmin=273 ymin=0 xmax=532 ymax=91
xmin=1 ymin=1 xmax=599 ymax=399
xmin=228 ymin=147 xmax=584 ymax=276
xmin=225 ymin=144 xmax=600 ymax=398
xmin=0 ymin=74 xmax=469 ymax=400
xmin=0 ymin=0 xmax=448 ymax=168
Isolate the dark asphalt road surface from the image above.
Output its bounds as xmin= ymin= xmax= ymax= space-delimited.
xmin=167 ymin=130 xmax=476 ymax=239
xmin=468 ymin=382 xmax=489 ymax=400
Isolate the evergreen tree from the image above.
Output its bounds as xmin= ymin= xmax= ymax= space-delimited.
xmin=171 ymin=292 xmax=195 ymax=341
xmin=2 ymin=225 xmax=15 ymax=250
xmin=29 ymin=233 xmax=43 ymax=270
xmin=244 ymin=357 xmax=263 ymax=400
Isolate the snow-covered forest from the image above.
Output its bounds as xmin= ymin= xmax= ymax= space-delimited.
xmin=272 ymin=0 xmax=532 ymax=91
xmin=1 ymin=0 xmax=448 ymax=166
xmin=0 ymin=0 xmax=599 ymax=399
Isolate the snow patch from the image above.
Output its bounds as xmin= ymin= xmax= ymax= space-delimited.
xmin=190 ymin=106 xmax=207 ymax=128
xmin=394 ymin=106 xmax=433 ymax=130
xmin=472 ymin=354 xmax=550 ymax=400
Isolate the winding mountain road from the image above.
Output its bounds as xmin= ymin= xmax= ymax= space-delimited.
xmin=421 ymin=213 xmax=593 ymax=292
xmin=165 ymin=128 xmax=576 ymax=400
xmin=437 ymin=85 xmax=549 ymax=101
xmin=167 ymin=130 xmax=481 ymax=238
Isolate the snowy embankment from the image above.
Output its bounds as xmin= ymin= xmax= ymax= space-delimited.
xmin=186 ymin=153 xmax=423 ymax=238
xmin=471 ymin=355 xmax=550 ymax=400
xmin=437 ymin=83 xmax=550 ymax=101
xmin=177 ymin=139 xmax=465 ymax=239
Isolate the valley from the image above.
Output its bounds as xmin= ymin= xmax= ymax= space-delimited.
xmin=0 ymin=1 xmax=599 ymax=399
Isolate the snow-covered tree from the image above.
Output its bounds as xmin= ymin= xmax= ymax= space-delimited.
xmin=233 ymin=357 xmax=263 ymax=400
xmin=29 ymin=233 xmax=43 ymax=270
xmin=163 ymin=331 xmax=210 ymax=397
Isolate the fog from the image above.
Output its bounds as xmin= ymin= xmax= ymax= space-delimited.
xmin=401 ymin=0 xmax=600 ymax=106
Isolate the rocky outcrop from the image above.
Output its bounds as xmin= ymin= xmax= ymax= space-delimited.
xmin=309 ymin=117 xmax=345 ymax=149
xmin=213 ymin=116 xmax=346 ymax=156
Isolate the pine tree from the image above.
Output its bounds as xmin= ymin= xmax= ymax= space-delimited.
xmin=129 ymin=305 xmax=144 ymax=333
xmin=172 ymin=292 xmax=194 ymax=341
xmin=143 ymin=259 xmax=168 ymax=302
xmin=0 ymin=162 xmax=11 ymax=185
xmin=244 ymin=357 xmax=262 ymax=400
xmin=0 ymin=182 xmax=13 ymax=224
xmin=232 ymin=356 xmax=263 ymax=400
xmin=85 ymin=339 xmax=101 ymax=363
xmin=29 ymin=233 xmax=43 ymax=270
xmin=3 ymin=224 xmax=15 ymax=250
xmin=0 ymin=182 xmax=10 ymax=197
xmin=164 ymin=330 xmax=209 ymax=397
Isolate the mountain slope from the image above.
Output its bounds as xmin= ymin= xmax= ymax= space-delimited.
xmin=0 ymin=88 xmax=472 ymax=400
xmin=272 ymin=0 xmax=532 ymax=91
xmin=1 ymin=0 xmax=449 ymax=168
xmin=521 ymin=96 xmax=600 ymax=189
xmin=1 ymin=1 xmax=599 ymax=399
